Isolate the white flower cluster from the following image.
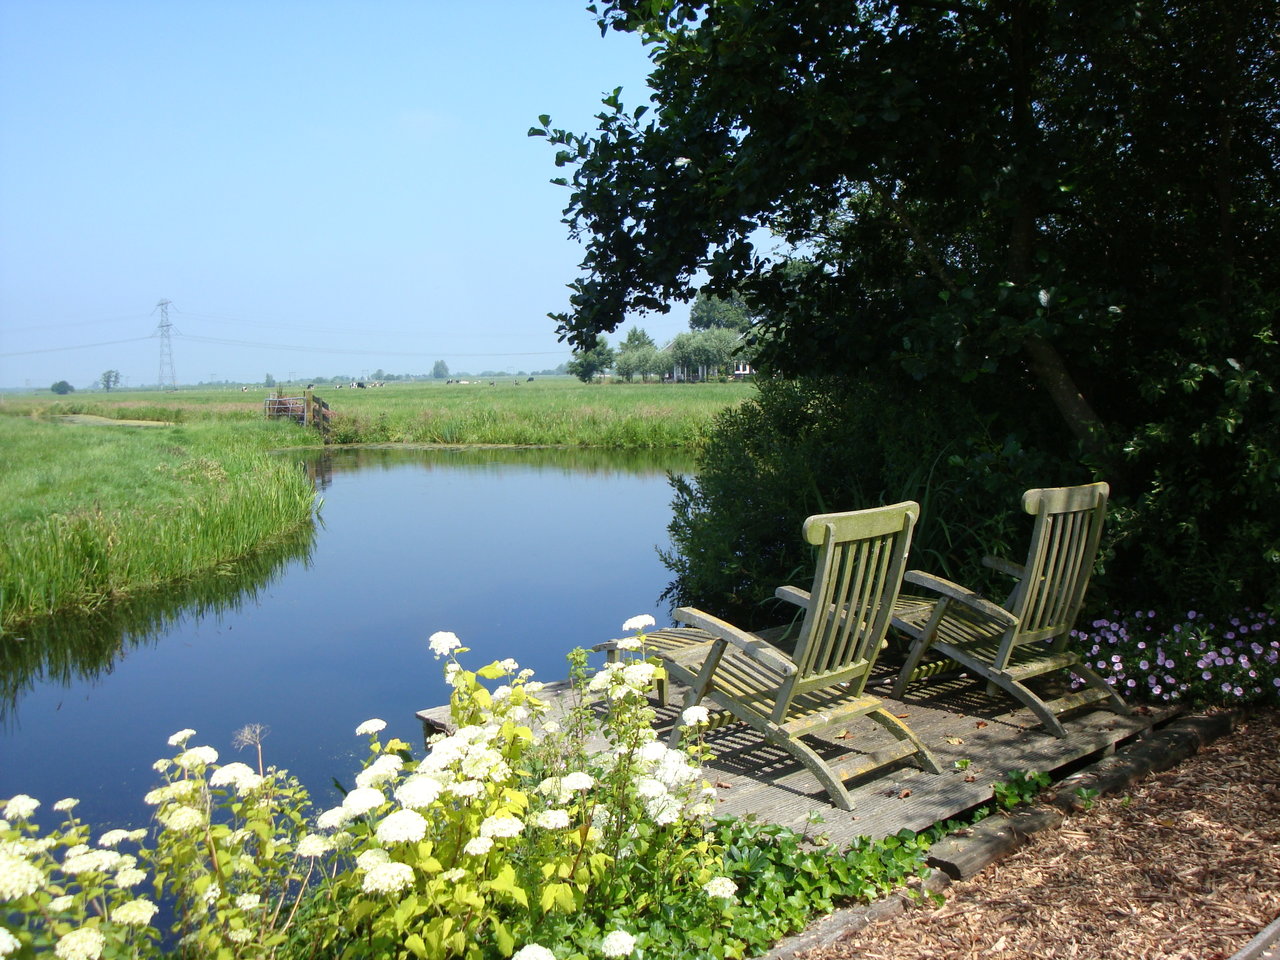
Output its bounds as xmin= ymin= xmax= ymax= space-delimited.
xmin=2 ymin=795 xmax=38 ymax=820
xmin=587 ymin=660 xmax=660 ymax=699
xmin=601 ymin=929 xmax=637 ymax=957
xmin=428 ymin=630 xmax=462 ymax=658
xmin=209 ymin=762 xmax=265 ymax=795
xmin=53 ymin=927 xmax=104 ymax=960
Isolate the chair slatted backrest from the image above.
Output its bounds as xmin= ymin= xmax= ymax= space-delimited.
xmin=777 ymin=502 xmax=919 ymax=717
xmin=1006 ymin=482 xmax=1109 ymax=649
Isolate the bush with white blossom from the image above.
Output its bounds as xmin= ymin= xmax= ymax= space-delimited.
xmin=0 ymin=615 xmax=931 ymax=960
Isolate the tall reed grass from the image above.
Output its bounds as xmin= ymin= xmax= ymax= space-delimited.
xmin=0 ymin=417 xmax=316 ymax=629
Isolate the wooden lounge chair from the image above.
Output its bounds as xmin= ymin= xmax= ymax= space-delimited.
xmin=889 ymin=481 xmax=1129 ymax=737
xmin=641 ymin=502 xmax=942 ymax=811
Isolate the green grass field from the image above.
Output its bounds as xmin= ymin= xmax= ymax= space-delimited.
xmin=3 ymin=377 xmax=752 ymax=447
xmin=0 ymin=378 xmax=750 ymax=625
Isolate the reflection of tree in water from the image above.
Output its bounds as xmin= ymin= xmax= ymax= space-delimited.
xmin=293 ymin=445 xmax=696 ymax=485
xmin=0 ymin=525 xmax=315 ymax=727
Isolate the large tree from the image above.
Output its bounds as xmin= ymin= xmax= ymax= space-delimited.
xmin=536 ymin=0 xmax=1280 ymax=615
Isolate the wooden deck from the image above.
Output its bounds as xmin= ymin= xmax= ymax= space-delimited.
xmin=417 ymin=661 xmax=1171 ymax=849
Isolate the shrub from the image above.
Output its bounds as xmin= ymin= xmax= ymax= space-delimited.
xmin=1069 ymin=608 xmax=1280 ymax=706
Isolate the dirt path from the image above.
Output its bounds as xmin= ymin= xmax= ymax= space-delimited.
xmin=801 ymin=709 xmax=1280 ymax=960
xmin=54 ymin=414 xmax=173 ymax=427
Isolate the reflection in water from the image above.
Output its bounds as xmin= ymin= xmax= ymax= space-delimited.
xmin=1 ymin=446 xmax=685 ymax=833
xmin=297 ymin=445 xmax=695 ymax=492
xmin=0 ymin=526 xmax=315 ymax=728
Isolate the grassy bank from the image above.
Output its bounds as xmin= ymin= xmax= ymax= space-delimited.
xmin=0 ymin=379 xmax=746 ymax=626
xmin=0 ymin=416 xmax=316 ymax=629
xmin=3 ymin=377 xmax=752 ymax=447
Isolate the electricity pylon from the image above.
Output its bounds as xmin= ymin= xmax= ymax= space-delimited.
xmin=155 ymin=299 xmax=177 ymax=391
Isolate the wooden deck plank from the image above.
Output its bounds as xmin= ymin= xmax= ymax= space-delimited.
xmin=416 ymin=670 xmax=1170 ymax=849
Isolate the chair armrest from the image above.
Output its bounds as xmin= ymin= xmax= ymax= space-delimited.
xmin=674 ymin=606 xmax=798 ymax=676
xmin=774 ymin=585 xmax=810 ymax=608
xmin=982 ymin=556 xmax=1025 ymax=579
xmin=902 ymin=571 xmax=1019 ymax=627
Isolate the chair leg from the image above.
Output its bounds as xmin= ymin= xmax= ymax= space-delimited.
xmin=1067 ymin=662 xmax=1131 ymax=715
xmin=866 ymin=708 xmax=943 ymax=774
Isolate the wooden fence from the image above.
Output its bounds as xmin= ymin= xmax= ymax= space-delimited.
xmin=263 ymin=390 xmax=330 ymax=435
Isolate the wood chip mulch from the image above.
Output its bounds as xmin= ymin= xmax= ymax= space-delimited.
xmin=800 ymin=708 xmax=1280 ymax=960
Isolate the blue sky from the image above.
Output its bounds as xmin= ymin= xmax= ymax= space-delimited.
xmin=0 ymin=1 xmax=687 ymax=389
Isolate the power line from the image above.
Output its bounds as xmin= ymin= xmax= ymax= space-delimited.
xmin=0 ymin=336 xmax=154 ymax=357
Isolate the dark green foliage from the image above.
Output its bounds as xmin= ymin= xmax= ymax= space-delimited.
xmin=716 ymin=818 xmax=931 ymax=955
xmin=542 ymin=0 xmax=1280 ymax=619
xmin=50 ymin=380 xmax=74 ymax=394
xmin=662 ymin=377 xmax=1071 ymax=627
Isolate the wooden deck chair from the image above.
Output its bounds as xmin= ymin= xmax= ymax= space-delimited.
xmin=644 ymin=502 xmax=941 ymax=811
xmin=889 ymin=481 xmax=1129 ymax=737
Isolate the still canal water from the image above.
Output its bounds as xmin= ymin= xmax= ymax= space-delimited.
xmin=1 ymin=446 xmax=692 ymax=831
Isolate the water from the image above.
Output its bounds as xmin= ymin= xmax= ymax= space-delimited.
xmin=0 ymin=446 xmax=692 ymax=832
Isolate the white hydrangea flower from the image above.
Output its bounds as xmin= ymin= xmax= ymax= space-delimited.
xmin=441 ymin=868 xmax=466 ymax=883
xmin=622 ymin=662 xmax=658 ymax=689
xmin=296 ymin=834 xmax=332 ymax=858
xmin=209 ymin=763 xmax=257 ymax=789
xmin=375 ymin=810 xmax=428 ymax=845
xmin=167 ymin=729 xmax=197 ymax=747
xmin=159 ymin=806 xmax=204 ymax=833
xmin=615 ymin=637 xmax=643 ymax=651
xmin=518 ymin=668 xmax=535 ymax=680
xmin=97 ymin=829 xmax=131 ymax=848
xmin=151 ymin=759 xmax=170 ymax=774
xmin=478 ymin=815 xmax=523 ymax=839
xmin=228 ymin=929 xmax=253 ymax=944
xmin=53 ymin=927 xmax=105 ymax=960
xmin=0 ymin=852 xmax=45 ymax=899
xmin=531 ymin=809 xmax=571 ymax=830
xmin=48 ymin=895 xmax=76 ymax=912
xmin=600 ymin=929 xmax=636 ymax=957
xmin=444 ymin=662 xmax=464 ymax=688
xmin=492 ymin=684 xmax=513 ymax=701
xmin=362 ymin=861 xmax=414 ymax=895
xmin=542 ymin=719 xmax=560 ymax=734
xmin=112 ymin=898 xmax=159 ymax=926
xmin=127 ymin=829 xmax=148 ymax=843
xmin=561 ymin=771 xmax=594 ymax=792
xmin=355 ymin=754 xmax=403 ymax=789
xmin=394 ymin=776 xmax=443 ymax=810
xmin=623 ymin=614 xmax=656 ymax=632
xmin=635 ymin=778 xmax=667 ymax=800
xmin=498 ymin=658 xmax=519 ymax=672
xmin=355 ymin=718 xmax=387 ymax=736
xmin=703 ymin=876 xmax=738 ymax=900
xmin=341 ymin=787 xmax=385 ymax=816
xmin=448 ymin=780 xmax=485 ymax=799
xmin=235 ymin=893 xmax=262 ymax=911
xmin=0 ymin=927 xmax=20 ymax=958
xmin=644 ymin=793 xmax=682 ymax=826
xmin=62 ymin=849 xmax=126 ymax=875
xmin=681 ymin=705 xmax=711 ymax=727
xmin=3 ymin=795 xmax=39 ymax=820
xmin=356 ymin=848 xmax=390 ymax=871
xmin=175 ymin=746 xmax=219 ymax=770
xmin=316 ymin=806 xmax=354 ymax=831
xmin=115 ymin=868 xmax=147 ymax=888
xmin=428 ymin=631 xmax=462 ymax=657
xmin=203 ymin=882 xmax=220 ymax=907
xmin=512 ymin=945 xmax=557 ymax=960
xmin=463 ymin=836 xmax=493 ymax=856
xmin=52 ymin=798 xmax=79 ymax=813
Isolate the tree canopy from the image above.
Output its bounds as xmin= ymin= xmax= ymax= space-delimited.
xmin=537 ymin=0 xmax=1280 ymax=615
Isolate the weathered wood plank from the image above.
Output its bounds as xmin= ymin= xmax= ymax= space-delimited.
xmin=416 ymin=671 xmax=1172 ymax=849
